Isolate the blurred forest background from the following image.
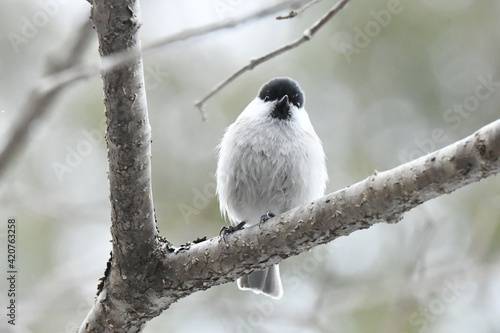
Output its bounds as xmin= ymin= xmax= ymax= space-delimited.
xmin=1 ymin=0 xmax=500 ymax=332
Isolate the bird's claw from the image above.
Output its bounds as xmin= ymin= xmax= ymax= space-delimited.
xmin=260 ymin=211 xmax=275 ymax=224
xmin=220 ymin=221 xmax=246 ymax=243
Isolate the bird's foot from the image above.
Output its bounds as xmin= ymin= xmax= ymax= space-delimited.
xmin=259 ymin=211 xmax=275 ymax=224
xmin=219 ymin=221 xmax=246 ymax=243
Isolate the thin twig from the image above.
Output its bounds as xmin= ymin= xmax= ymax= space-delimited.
xmin=194 ymin=0 xmax=352 ymax=117
xmin=36 ymin=0 xmax=309 ymax=102
xmin=0 ymin=19 xmax=94 ymax=180
xmin=0 ymin=1 xmax=307 ymax=180
xmin=276 ymin=0 xmax=325 ymax=20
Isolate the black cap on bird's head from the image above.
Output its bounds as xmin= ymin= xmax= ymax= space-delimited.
xmin=258 ymin=77 xmax=305 ymax=120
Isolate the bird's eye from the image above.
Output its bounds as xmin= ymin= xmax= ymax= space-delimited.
xmin=263 ymin=96 xmax=270 ymax=102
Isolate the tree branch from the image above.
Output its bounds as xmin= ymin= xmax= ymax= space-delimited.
xmin=0 ymin=19 xmax=93 ymax=180
xmin=0 ymin=1 xmax=308 ymax=180
xmin=56 ymin=0 xmax=309 ymax=89
xmin=194 ymin=0 xmax=352 ymax=118
xmin=80 ymin=117 xmax=500 ymax=331
xmin=149 ymin=119 xmax=500 ymax=303
xmin=276 ymin=0 xmax=325 ymax=20
xmin=78 ymin=1 xmax=156 ymax=331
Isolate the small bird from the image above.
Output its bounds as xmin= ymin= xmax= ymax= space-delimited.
xmin=216 ymin=77 xmax=328 ymax=299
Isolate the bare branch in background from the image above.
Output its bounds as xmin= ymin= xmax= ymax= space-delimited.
xmin=276 ymin=0 xmax=325 ymax=20
xmin=194 ymin=0 xmax=352 ymax=119
xmin=142 ymin=0 xmax=308 ymax=57
xmin=46 ymin=0 xmax=308 ymax=91
xmin=0 ymin=0 xmax=308 ymax=179
xmin=65 ymin=0 xmax=310 ymax=84
xmin=0 ymin=19 xmax=94 ymax=180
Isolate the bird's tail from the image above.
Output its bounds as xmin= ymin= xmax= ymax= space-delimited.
xmin=237 ymin=264 xmax=283 ymax=299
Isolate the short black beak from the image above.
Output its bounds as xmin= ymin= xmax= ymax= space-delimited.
xmin=272 ymin=95 xmax=291 ymax=120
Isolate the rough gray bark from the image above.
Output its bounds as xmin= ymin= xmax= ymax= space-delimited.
xmin=147 ymin=118 xmax=500 ymax=302
xmin=79 ymin=1 xmax=500 ymax=332
xmin=79 ymin=1 xmax=157 ymax=332
xmin=93 ymin=0 xmax=157 ymax=263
